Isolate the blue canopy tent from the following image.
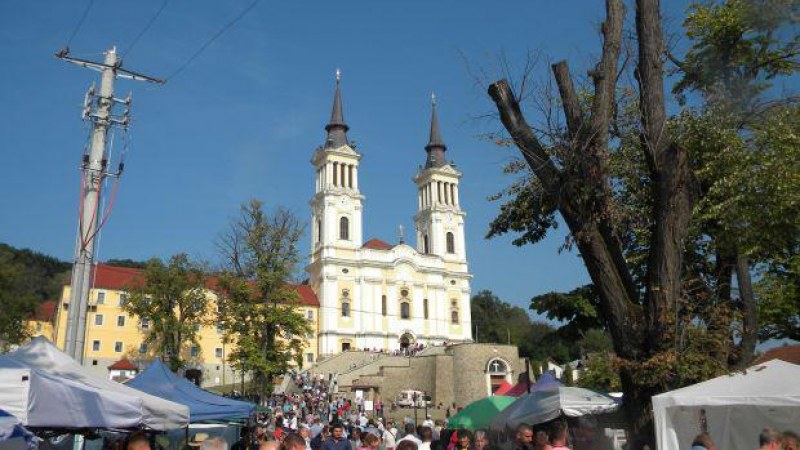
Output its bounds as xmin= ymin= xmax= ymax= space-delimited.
xmin=127 ymin=360 xmax=255 ymax=422
xmin=531 ymin=371 xmax=562 ymax=391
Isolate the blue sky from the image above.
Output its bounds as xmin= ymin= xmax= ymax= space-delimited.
xmin=0 ymin=0 xmax=697 ymax=314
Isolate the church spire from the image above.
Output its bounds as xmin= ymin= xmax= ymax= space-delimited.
xmin=424 ymin=93 xmax=447 ymax=168
xmin=324 ymin=69 xmax=349 ymax=149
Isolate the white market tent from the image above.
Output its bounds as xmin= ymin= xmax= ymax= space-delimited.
xmin=489 ymin=386 xmax=620 ymax=432
xmin=6 ymin=337 xmax=189 ymax=431
xmin=0 ymin=356 xmax=144 ymax=429
xmin=652 ymin=359 xmax=800 ymax=450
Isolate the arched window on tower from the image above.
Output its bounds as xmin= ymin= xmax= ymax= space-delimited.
xmin=339 ymin=217 xmax=349 ymax=240
xmin=423 ymin=235 xmax=429 ymax=254
xmin=423 ymin=299 xmax=429 ymax=319
xmin=382 ymin=295 xmax=387 ymax=316
xmin=400 ymin=302 xmax=410 ymax=319
xmin=317 ymin=219 xmax=322 ymax=244
xmin=446 ymin=232 xmax=455 ymax=254
xmin=451 ymin=309 xmax=459 ymax=324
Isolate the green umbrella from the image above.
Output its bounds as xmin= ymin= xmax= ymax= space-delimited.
xmin=447 ymin=396 xmax=517 ymax=430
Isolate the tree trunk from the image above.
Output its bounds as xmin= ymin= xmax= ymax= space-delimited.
xmin=734 ymin=254 xmax=758 ymax=367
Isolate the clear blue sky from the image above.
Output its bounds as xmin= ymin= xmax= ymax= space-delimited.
xmin=0 ymin=0 xmax=694 ymax=314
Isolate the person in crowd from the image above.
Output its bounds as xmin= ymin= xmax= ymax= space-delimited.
xmin=690 ymin=432 xmax=715 ymax=450
xmin=514 ymin=424 xmax=534 ymax=450
xmin=260 ymin=443 xmax=280 ymax=450
xmin=200 ymin=438 xmax=228 ymax=450
xmin=323 ymin=423 xmax=352 ymax=450
xmin=573 ymin=416 xmax=612 ymax=450
xmin=383 ymin=421 xmax=398 ymax=450
xmin=398 ymin=424 xmax=422 ymax=446
xmin=358 ymin=432 xmax=381 ymax=450
xmin=283 ymin=434 xmax=309 ymax=450
xmin=422 ymin=416 xmax=434 ymax=428
xmin=455 ymin=430 xmax=473 ymax=450
xmin=548 ymin=422 xmax=569 ymax=450
xmin=311 ymin=426 xmax=330 ymax=450
xmin=473 ymin=430 xmax=490 ymax=450
xmin=349 ymin=428 xmax=362 ymax=450
xmin=418 ymin=427 xmax=433 ymax=450
xmin=759 ymin=428 xmax=782 ymax=450
xmin=397 ymin=442 xmax=419 ymax=450
xmin=125 ymin=432 xmax=152 ymax=450
xmin=783 ymin=431 xmax=799 ymax=450
xmin=533 ymin=430 xmax=551 ymax=450
xmin=299 ymin=426 xmax=313 ymax=450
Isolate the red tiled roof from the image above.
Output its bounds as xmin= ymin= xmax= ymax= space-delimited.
xmin=294 ymin=284 xmax=320 ymax=307
xmin=108 ymin=358 xmax=138 ymax=371
xmin=31 ymin=300 xmax=57 ymax=322
xmin=66 ymin=264 xmax=320 ymax=308
xmin=753 ymin=345 xmax=800 ymax=366
xmin=362 ymin=238 xmax=393 ymax=250
xmin=66 ymin=264 xmax=144 ymax=290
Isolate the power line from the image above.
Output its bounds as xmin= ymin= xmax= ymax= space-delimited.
xmin=164 ymin=0 xmax=263 ymax=82
xmin=122 ymin=0 xmax=172 ymax=59
xmin=65 ymin=0 xmax=95 ymax=48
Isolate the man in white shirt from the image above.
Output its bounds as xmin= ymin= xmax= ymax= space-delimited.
xmin=396 ymin=424 xmax=421 ymax=446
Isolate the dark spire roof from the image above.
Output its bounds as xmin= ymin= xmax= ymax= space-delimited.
xmin=324 ymin=69 xmax=349 ymax=149
xmin=425 ymin=93 xmax=447 ymax=168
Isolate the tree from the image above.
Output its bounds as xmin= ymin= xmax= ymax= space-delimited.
xmin=122 ymin=254 xmax=209 ymax=372
xmin=562 ymin=363 xmax=575 ymax=386
xmin=579 ymin=352 xmax=622 ymax=393
xmin=484 ymin=0 xmax=757 ymax=440
xmin=471 ymin=290 xmax=534 ymax=346
xmin=216 ymin=200 xmax=311 ymax=398
xmin=105 ymin=258 xmax=148 ymax=269
xmin=0 ymin=254 xmax=35 ymax=350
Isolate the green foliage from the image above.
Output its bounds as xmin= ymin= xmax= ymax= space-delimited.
xmin=675 ymin=0 xmax=799 ymax=107
xmin=562 ymin=363 xmax=575 ymax=386
xmin=578 ymin=353 xmax=622 ymax=393
xmin=122 ymin=254 xmax=209 ymax=372
xmin=216 ymin=200 xmax=311 ymax=395
xmin=0 ymin=243 xmax=70 ymax=350
xmin=757 ymin=252 xmax=800 ymax=340
xmin=530 ymin=285 xmax=604 ymax=340
xmin=471 ymin=290 xmax=536 ymax=345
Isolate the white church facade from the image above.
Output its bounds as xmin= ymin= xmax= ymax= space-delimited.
xmin=307 ymin=76 xmax=473 ymax=357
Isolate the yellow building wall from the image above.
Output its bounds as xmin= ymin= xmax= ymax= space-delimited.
xmin=54 ymin=284 xmax=321 ymax=375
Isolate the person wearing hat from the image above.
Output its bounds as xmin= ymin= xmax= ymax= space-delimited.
xmin=189 ymin=433 xmax=210 ymax=448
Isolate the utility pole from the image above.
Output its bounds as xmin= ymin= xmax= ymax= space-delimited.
xmin=59 ymin=47 xmax=163 ymax=363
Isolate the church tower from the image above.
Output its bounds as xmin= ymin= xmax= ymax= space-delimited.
xmin=414 ymin=95 xmax=467 ymax=265
xmin=310 ymin=71 xmax=364 ymax=261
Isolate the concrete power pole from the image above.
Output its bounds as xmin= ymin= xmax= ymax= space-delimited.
xmin=59 ymin=47 xmax=162 ymax=363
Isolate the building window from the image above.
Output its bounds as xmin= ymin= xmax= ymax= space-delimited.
xmin=117 ymin=315 xmax=125 ymax=327
xmin=114 ymin=341 xmax=123 ymax=353
xmin=119 ymin=293 xmax=128 ymax=306
xmin=451 ymin=310 xmax=459 ymax=324
xmin=92 ymin=340 xmax=101 ymax=351
xmin=446 ymin=232 xmax=455 ymax=254
xmin=400 ymin=302 xmax=410 ymax=320
xmin=190 ymin=346 xmax=199 ymax=357
xmin=342 ymin=342 xmax=351 ymax=352
xmin=215 ymin=348 xmax=223 ymax=359
xmin=95 ymin=314 xmax=104 ymax=326
xmin=423 ymin=299 xmax=429 ymax=319
xmin=307 ymin=310 xmax=314 ymax=320
xmin=96 ymin=291 xmax=105 ymax=304
xmin=139 ymin=343 xmax=147 ymax=354
xmin=339 ymin=217 xmax=350 ymax=240
xmin=342 ymin=301 xmax=350 ymax=317
xmin=382 ymin=295 xmax=387 ymax=316
xmin=317 ymin=219 xmax=322 ymax=243
xmin=306 ymin=353 xmax=314 ymax=363
xmin=140 ymin=318 xmax=150 ymax=330
xmin=423 ymin=235 xmax=429 ymax=254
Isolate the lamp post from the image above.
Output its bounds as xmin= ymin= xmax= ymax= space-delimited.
xmin=413 ymin=392 xmax=418 ymax=425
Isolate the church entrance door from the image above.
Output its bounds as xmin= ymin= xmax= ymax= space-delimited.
xmin=399 ymin=332 xmax=415 ymax=353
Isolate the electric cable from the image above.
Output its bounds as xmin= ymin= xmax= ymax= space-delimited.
xmin=121 ymin=0 xmax=172 ymax=59
xmin=65 ymin=0 xmax=95 ymax=49
xmin=163 ymin=0 xmax=263 ymax=82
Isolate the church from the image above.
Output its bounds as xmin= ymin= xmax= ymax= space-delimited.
xmin=307 ymin=74 xmax=474 ymax=358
